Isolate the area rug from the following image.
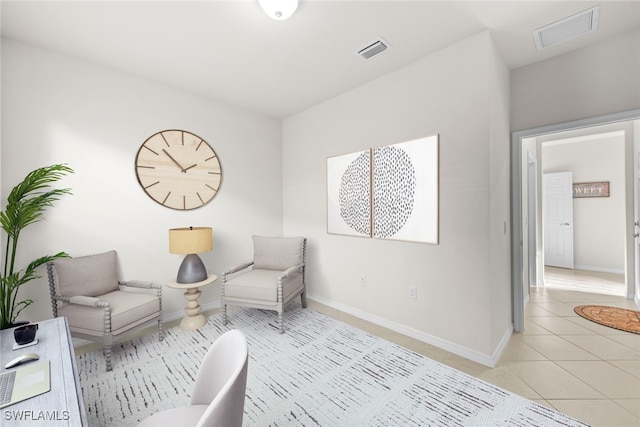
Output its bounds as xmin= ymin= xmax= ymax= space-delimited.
xmin=574 ymin=305 xmax=640 ymax=334
xmin=77 ymin=306 xmax=588 ymax=426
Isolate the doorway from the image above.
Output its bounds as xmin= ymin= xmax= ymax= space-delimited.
xmin=511 ymin=109 xmax=640 ymax=332
xmin=540 ymin=130 xmax=627 ymax=295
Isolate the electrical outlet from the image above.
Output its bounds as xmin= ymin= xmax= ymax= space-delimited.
xmin=360 ymin=275 xmax=367 ymax=287
xmin=408 ymin=286 xmax=417 ymax=300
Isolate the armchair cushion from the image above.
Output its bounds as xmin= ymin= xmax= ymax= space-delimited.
xmin=252 ymin=236 xmax=304 ymax=271
xmin=224 ymin=269 xmax=303 ymax=302
xmin=58 ymin=290 xmax=160 ymax=336
xmin=54 ymin=250 xmax=119 ymax=297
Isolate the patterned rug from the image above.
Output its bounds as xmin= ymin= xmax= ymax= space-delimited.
xmin=574 ymin=305 xmax=640 ymax=334
xmin=77 ymin=305 xmax=588 ymax=426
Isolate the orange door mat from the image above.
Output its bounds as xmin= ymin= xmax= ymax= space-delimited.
xmin=574 ymin=305 xmax=640 ymax=335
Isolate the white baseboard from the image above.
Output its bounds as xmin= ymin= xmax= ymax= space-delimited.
xmin=573 ymin=265 xmax=625 ymax=275
xmin=493 ymin=325 xmax=513 ymax=367
xmin=307 ymin=292 xmax=510 ymax=368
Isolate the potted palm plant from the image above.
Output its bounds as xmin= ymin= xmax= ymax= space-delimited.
xmin=0 ymin=164 xmax=73 ymax=329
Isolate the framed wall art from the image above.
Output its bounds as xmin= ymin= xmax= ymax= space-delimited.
xmin=326 ymin=134 xmax=439 ymax=244
xmin=326 ymin=149 xmax=372 ymax=237
xmin=373 ymin=134 xmax=439 ymax=244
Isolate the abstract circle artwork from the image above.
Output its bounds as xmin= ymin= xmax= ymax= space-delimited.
xmin=372 ymin=146 xmax=416 ymax=238
xmin=338 ymin=151 xmax=371 ymax=236
xmin=327 ymin=134 xmax=438 ymax=244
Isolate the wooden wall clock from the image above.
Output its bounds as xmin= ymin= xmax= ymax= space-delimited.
xmin=135 ymin=130 xmax=222 ymax=210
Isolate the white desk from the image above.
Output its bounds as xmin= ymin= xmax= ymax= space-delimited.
xmin=166 ymin=274 xmax=217 ymax=330
xmin=0 ymin=317 xmax=87 ymax=426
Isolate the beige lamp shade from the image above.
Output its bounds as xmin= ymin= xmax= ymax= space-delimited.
xmin=169 ymin=227 xmax=213 ymax=254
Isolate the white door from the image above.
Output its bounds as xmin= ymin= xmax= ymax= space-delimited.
xmin=634 ymin=128 xmax=640 ymax=301
xmin=543 ymin=172 xmax=574 ymax=268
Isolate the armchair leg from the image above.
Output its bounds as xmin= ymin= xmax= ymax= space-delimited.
xmin=105 ymin=345 xmax=112 ymax=372
xmin=223 ymin=304 xmax=228 ymax=325
xmin=278 ymin=311 xmax=284 ymax=334
xmin=301 ymin=291 xmax=308 ymax=308
xmin=158 ymin=319 xmax=165 ymax=341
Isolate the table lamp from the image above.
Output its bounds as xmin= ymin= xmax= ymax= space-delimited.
xmin=169 ymin=226 xmax=213 ymax=283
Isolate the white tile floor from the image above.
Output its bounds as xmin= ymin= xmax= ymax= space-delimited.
xmin=311 ymin=268 xmax=640 ymax=427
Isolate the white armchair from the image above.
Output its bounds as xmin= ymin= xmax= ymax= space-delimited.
xmin=47 ymin=250 xmax=163 ymax=371
xmin=222 ymin=236 xmax=307 ymax=333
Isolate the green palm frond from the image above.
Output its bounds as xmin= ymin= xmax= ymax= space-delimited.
xmin=25 ymin=253 xmax=70 ymax=275
xmin=0 ymin=164 xmax=73 ymax=328
xmin=0 ymin=165 xmax=73 ymax=239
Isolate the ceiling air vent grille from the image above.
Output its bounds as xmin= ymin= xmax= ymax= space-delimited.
xmin=357 ymin=38 xmax=390 ymax=60
xmin=533 ymin=6 xmax=599 ymax=50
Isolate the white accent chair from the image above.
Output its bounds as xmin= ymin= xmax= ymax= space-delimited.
xmin=222 ymin=236 xmax=307 ymax=333
xmin=47 ymin=250 xmax=163 ymax=371
xmin=137 ymin=329 xmax=249 ymax=427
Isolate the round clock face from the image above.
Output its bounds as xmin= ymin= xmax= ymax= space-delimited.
xmin=135 ymin=130 xmax=222 ymax=210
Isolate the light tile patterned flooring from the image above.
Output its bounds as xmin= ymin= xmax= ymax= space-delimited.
xmin=310 ymin=268 xmax=640 ymax=427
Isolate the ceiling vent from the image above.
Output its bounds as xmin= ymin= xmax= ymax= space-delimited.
xmin=357 ymin=38 xmax=390 ymax=60
xmin=533 ymin=6 xmax=599 ymax=50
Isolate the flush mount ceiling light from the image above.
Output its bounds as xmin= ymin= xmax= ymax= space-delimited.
xmin=533 ymin=6 xmax=599 ymax=50
xmin=258 ymin=0 xmax=299 ymax=20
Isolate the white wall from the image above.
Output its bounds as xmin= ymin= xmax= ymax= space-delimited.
xmin=282 ymin=31 xmax=511 ymax=366
xmin=543 ymin=135 xmax=626 ymax=273
xmin=511 ymin=29 xmax=640 ymax=131
xmin=1 ymin=39 xmax=283 ymax=323
xmin=488 ymin=38 xmax=512 ymax=352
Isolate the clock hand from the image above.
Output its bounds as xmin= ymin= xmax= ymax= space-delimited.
xmin=183 ymin=164 xmax=198 ymax=172
xmin=163 ymin=149 xmax=187 ymax=172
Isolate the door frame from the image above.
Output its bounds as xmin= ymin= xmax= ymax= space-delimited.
xmin=511 ymin=109 xmax=640 ymax=332
xmin=527 ymin=152 xmax=537 ymax=293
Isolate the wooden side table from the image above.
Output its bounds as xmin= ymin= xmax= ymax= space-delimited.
xmin=166 ymin=274 xmax=217 ymax=330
